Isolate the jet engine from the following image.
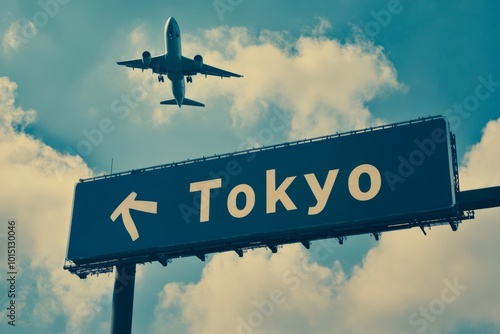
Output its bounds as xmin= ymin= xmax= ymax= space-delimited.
xmin=142 ymin=51 xmax=152 ymax=67
xmin=194 ymin=54 xmax=203 ymax=70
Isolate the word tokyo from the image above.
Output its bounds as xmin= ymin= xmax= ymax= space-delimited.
xmin=190 ymin=164 xmax=381 ymax=223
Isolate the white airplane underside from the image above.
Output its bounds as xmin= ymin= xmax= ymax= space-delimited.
xmin=117 ymin=17 xmax=243 ymax=107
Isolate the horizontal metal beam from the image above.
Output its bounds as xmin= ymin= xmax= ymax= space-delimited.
xmin=457 ymin=186 xmax=500 ymax=211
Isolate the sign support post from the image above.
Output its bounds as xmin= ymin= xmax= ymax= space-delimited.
xmin=110 ymin=263 xmax=136 ymax=334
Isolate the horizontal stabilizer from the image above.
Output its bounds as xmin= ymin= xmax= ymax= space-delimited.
xmin=160 ymin=99 xmax=177 ymax=105
xmin=160 ymin=98 xmax=205 ymax=107
xmin=182 ymin=98 xmax=205 ymax=107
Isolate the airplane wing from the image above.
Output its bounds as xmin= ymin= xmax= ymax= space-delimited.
xmin=116 ymin=55 xmax=166 ymax=74
xmin=181 ymin=56 xmax=243 ymax=78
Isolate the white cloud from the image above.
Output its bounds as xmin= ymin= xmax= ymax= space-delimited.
xmin=310 ymin=17 xmax=333 ymax=36
xmin=0 ymin=77 xmax=114 ymax=332
xmin=460 ymin=117 xmax=500 ymax=190
xmin=0 ymin=77 xmax=36 ymax=129
xmin=152 ymin=106 xmax=175 ymax=126
xmin=182 ymin=24 xmax=403 ymax=139
xmin=2 ymin=20 xmax=36 ymax=53
xmin=152 ymin=117 xmax=500 ymax=333
xmin=152 ymin=246 xmax=344 ymax=334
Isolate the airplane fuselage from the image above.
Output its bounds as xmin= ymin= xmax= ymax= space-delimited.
xmin=164 ymin=17 xmax=185 ymax=106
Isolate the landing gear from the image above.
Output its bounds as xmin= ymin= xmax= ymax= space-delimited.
xmin=186 ymin=75 xmax=192 ymax=83
xmin=158 ymin=75 xmax=164 ymax=83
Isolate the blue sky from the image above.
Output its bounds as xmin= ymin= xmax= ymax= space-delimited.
xmin=1 ymin=1 xmax=500 ymax=333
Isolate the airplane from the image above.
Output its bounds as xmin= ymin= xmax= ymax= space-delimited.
xmin=117 ymin=17 xmax=243 ymax=107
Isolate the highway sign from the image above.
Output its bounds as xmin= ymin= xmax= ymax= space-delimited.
xmin=66 ymin=117 xmax=457 ymax=267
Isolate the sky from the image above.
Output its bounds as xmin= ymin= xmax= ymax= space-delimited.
xmin=1 ymin=0 xmax=500 ymax=333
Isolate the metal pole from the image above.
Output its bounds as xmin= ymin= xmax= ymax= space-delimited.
xmin=110 ymin=263 xmax=136 ymax=334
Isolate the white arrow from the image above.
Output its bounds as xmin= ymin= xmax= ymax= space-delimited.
xmin=110 ymin=192 xmax=157 ymax=241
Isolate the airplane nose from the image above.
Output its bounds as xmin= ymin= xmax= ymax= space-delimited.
xmin=165 ymin=17 xmax=176 ymax=35
xmin=165 ymin=17 xmax=177 ymax=32
xmin=167 ymin=17 xmax=176 ymax=26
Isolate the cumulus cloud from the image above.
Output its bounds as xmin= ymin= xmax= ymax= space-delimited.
xmin=184 ymin=24 xmax=403 ymax=139
xmin=121 ymin=21 xmax=403 ymax=137
xmin=151 ymin=117 xmax=500 ymax=334
xmin=152 ymin=246 xmax=344 ymax=334
xmin=0 ymin=77 xmax=113 ymax=332
xmin=0 ymin=77 xmax=36 ymax=130
xmin=2 ymin=20 xmax=36 ymax=53
xmin=310 ymin=17 xmax=333 ymax=36
xmin=459 ymin=117 xmax=500 ymax=190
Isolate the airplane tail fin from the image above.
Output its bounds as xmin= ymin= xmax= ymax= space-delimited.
xmin=160 ymin=98 xmax=205 ymax=107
